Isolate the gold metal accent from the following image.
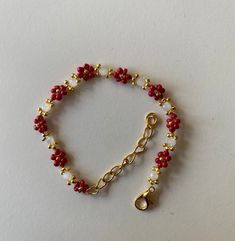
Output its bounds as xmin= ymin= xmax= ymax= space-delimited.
xmin=70 ymin=73 xmax=78 ymax=79
xmin=95 ymin=64 xmax=101 ymax=70
xmin=167 ymin=133 xmax=177 ymax=139
xmin=135 ymin=186 xmax=155 ymax=211
xmin=107 ymin=68 xmax=113 ymax=78
xmin=67 ymin=176 xmax=76 ymax=185
xmin=48 ymin=142 xmax=57 ymax=149
xmin=64 ymin=80 xmax=73 ymax=91
xmin=131 ymin=74 xmax=139 ymax=85
xmin=46 ymin=98 xmax=53 ymax=105
xmin=42 ymin=132 xmax=48 ymax=141
xmin=142 ymin=78 xmax=150 ymax=90
xmin=60 ymin=167 xmax=67 ymax=175
xmin=95 ymin=64 xmax=101 ymax=76
xmin=152 ymin=166 xmax=161 ymax=175
xmin=146 ymin=112 xmax=158 ymax=128
xmin=87 ymin=112 xmax=158 ymax=195
xmin=148 ymin=178 xmax=159 ymax=185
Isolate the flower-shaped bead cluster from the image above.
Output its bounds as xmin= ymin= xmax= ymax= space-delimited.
xmin=166 ymin=113 xmax=180 ymax=133
xmin=74 ymin=179 xmax=89 ymax=193
xmin=77 ymin=63 xmax=95 ymax=81
xmin=51 ymin=85 xmax=67 ymax=101
xmin=155 ymin=150 xmax=171 ymax=169
xmin=112 ymin=67 xmax=132 ymax=84
xmin=50 ymin=149 xmax=67 ymax=167
xmin=34 ymin=115 xmax=47 ymax=133
xmin=148 ymin=84 xmax=165 ymax=100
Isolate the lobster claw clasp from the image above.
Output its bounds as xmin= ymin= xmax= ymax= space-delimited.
xmin=134 ymin=187 xmax=155 ymax=211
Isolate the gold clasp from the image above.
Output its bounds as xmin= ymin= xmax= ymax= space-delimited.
xmin=146 ymin=112 xmax=158 ymax=128
xmin=134 ymin=186 xmax=155 ymax=211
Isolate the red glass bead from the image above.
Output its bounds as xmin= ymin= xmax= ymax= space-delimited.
xmin=148 ymin=83 xmax=165 ymax=101
xmin=112 ymin=67 xmax=132 ymax=84
xmin=51 ymin=85 xmax=67 ymax=101
xmin=162 ymin=161 xmax=168 ymax=168
xmin=156 ymin=84 xmax=165 ymax=93
xmin=74 ymin=179 xmax=89 ymax=193
xmin=157 ymin=162 xmax=162 ymax=168
xmin=77 ymin=63 xmax=95 ymax=81
xmin=166 ymin=113 xmax=180 ymax=133
xmin=155 ymin=149 xmax=171 ymax=169
xmin=50 ymin=148 xmax=67 ymax=167
xmin=33 ymin=115 xmax=47 ymax=133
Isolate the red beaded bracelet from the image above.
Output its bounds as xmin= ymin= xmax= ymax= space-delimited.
xmin=33 ymin=63 xmax=180 ymax=211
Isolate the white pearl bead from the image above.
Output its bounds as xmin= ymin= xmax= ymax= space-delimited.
xmin=162 ymin=102 xmax=172 ymax=112
xmin=136 ymin=76 xmax=145 ymax=87
xmin=149 ymin=171 xmax=159 ymax=180
xmin=69 ymin=78 xmax=78 ymax=87
xmin=166 ymin=137 xmax=176 ymax=147
xmin=99 ymin=66 xmax=108 ymax=77
xmin=41 ymin=103 xmax=51 ymax=112
xmin=63 ymin=171 xmax=73 ymax=180
xmin=46 ymin=136 xmax=55 ymax=145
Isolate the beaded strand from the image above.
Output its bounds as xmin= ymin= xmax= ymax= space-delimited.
xmin=33 ymin=63 xmax=180 ymax=210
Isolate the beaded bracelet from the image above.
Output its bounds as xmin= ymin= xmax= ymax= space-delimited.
xmin=33 ymin=64 xmax=180 ymax=211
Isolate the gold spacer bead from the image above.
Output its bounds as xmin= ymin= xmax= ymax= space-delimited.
xmin=42 ymin=132 xmax=49 ymax=141
xmin=148 ymin=178 xmax=159 ymax=185
xmin=107 ymin=68 xmax=113 ymax=78
xmin=60 ymin=167 xmax=70 ymax=175
xmin=142 ymin=78 xmax=150 ymax=90
xmin=48 ymin=141 xmax=58 ymax=149
xmin=95 ymin=64 xmax=101 ymax=76
xmin=95 ymin=64 xmax=101 ymax=70
xmin=131 ymin=73 xmax=139 ymax=85
xmin=167 ymin=133 xmax=177 ymax=139
xmin=37 ymin=107 xmax=48 ymax=116
xmin=152 ymin=166 xmax=161 ymax=175
xmin=70 ymin=73 xmax=77 ymax=79
xmin=67 ymin=176 xmax=76 ymax=185
xmin=162 ymin=143 xmax=175 ymax=151
xmin=60 ymin=168 xmax=66 ymax=175
xmin=64 ymin=80 xmax=74 ymax=91
xmin=159 ymin=97 xmax=170 ymax=106
xmin=166 ymin=106 xmax=176 ymax=115
xmin=45 ymin=98 xmax=54 ymax=106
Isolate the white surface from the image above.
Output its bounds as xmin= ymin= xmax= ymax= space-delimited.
xmin=0 ymin=1 xmax=235 ymax=241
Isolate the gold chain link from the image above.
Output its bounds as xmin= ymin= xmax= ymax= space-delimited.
xmin=87 ymin=112 xmax=158 ymax=195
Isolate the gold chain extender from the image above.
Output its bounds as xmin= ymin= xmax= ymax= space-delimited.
xmin=87 ymin=112 xmax=158 ymax=195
